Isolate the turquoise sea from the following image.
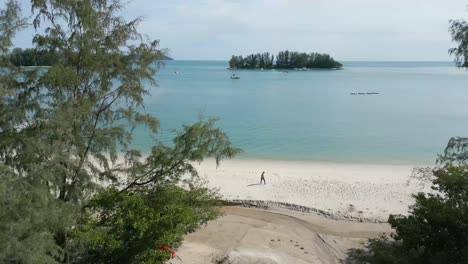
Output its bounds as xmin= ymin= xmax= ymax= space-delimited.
xmin=132 ymin=61 xmax=468 ymax=165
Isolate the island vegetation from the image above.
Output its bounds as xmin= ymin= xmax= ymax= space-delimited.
xmin=3 ymin=48 xmax=173 ymax=67
xmin=229 ymin=50 xmax=343 ymax=70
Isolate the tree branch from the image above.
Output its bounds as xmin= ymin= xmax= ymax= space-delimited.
xmin=120 ymin=158 xmax=185 ymax=192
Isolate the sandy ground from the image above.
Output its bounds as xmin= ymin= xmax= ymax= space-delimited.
xmin=194 ymin=159 xmax=431 ymax=222
xmin=171 ymin=206 xmax=392 ymax=264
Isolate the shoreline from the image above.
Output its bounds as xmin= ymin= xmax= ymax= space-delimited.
xmin=136 ymin=149 xmax=435 ymax=166
xmin=222 ymin=155 xmax=433 ymax=166
xmin=194 ymin=158 xmax=433 ymax=222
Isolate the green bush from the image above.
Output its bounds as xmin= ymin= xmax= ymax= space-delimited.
xmin=72 ymin=185 xmax=222 ymax=264
xmin=346 ymin=165 xmax=468 ymax=264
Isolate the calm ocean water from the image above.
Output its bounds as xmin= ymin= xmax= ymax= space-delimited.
xmin=131 ymin=61 xmax=468 ymax=164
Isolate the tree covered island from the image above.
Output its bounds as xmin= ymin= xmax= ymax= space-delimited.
xmin=229 ymin=50 xmax=343 ymax=70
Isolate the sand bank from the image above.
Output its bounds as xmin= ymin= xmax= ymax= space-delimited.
xmin=172 ymin=206 xmax=392 ymax=264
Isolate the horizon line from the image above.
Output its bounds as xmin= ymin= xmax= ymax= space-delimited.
xmin=167 ymin=59 xmax=455 ymax=62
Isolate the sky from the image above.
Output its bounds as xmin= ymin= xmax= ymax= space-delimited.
xmin=10 ymin=0 xmax=468 ymax=61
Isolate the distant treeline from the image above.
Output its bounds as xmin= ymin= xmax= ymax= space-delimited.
xmin=4 ymin=48 xmax=174 ymax=67
xmin=229 ymin=50 xmax=342 ymax=70
xmin=4 ymin=48 xmax=58 ymax=67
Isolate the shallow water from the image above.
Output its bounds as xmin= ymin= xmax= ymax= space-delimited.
xmin=131 ymin=61 xmax=468 ymax=164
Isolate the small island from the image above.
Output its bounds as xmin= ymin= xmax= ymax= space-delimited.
xmin=229 ymin=50 xmax=342 ymax=70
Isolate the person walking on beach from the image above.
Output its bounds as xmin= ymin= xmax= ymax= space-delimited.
xmin=260 ymin=171 xmax=266 ymax=184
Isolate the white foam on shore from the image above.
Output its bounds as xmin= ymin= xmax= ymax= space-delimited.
xmin=194 ymin=159 xmax=432 ymax=222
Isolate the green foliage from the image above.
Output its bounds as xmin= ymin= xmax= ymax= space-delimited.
xmin=0 ymin=164 xmax=78 ymax=264
xmin=450 ymin=19 xmax=468 ymax=68
xmin=72 ymin=184 xmax=222 ymax=264
xmin=0 ymin=0 xmax=27 ymax=54
xmin=346 ymin=165 xmax=468 ymax=264
xmin=438 ymin=137 xmax=468 ymax=165
xmin=1 ymin=0 xmax=165 ymax=205
xmin=122 ymin=118 xmax=242 ymax=192
xmin=229 ymin=50 xmax=342 ymax=69
xmin=346 ymin=235 xmax=411 ymax=264
xmin=0 ymin=0 xmax=240 ymax=263
xmin=389 ymin=166 xmax=468 ymax=263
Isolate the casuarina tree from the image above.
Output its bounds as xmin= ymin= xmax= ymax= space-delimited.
xmin=0 ymin=0 xmax=241 ymax=263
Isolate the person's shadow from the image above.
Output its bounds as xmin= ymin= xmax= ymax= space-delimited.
xmin=247 ymin=183 xmax=262 ymax=187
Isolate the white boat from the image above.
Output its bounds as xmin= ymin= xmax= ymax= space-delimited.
xmin=230 ymin=74 xmax=240 ymax=79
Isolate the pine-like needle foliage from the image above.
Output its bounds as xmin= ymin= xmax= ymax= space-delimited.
xmin=0 ymin=1 xmax=241 ymax=263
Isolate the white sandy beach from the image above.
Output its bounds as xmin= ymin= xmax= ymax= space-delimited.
xmin=169 ymin=159 xmax=431 ymax=263
xmin=113 ymin=156 xmax=432 ymax=262
xmin=194 ymin=159 xmax=431 ymax=222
